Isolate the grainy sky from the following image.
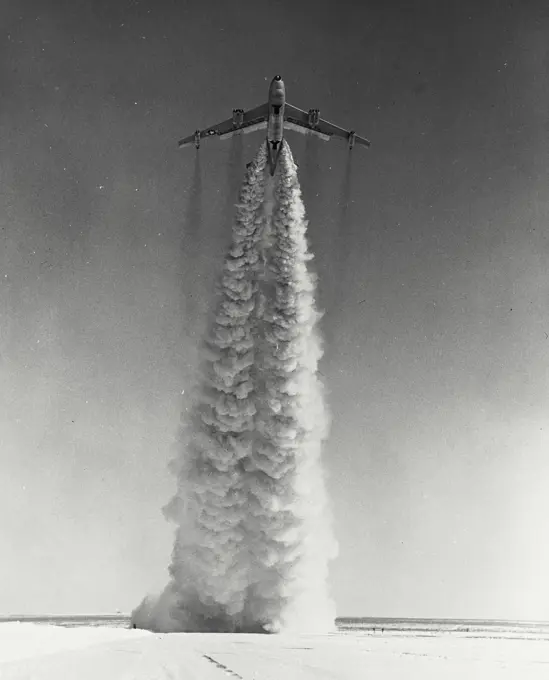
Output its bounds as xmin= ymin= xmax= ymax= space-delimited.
xmin=1 ymin=0 xmax=549 ymax=618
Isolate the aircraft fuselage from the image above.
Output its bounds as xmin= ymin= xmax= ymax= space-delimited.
xmin=266 ymin=75 xmax=286 ymax=175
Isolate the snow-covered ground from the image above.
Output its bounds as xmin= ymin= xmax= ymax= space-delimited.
xmin=1 ymin=623 xmax=549 ymax=679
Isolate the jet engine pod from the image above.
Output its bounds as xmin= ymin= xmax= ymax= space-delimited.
xmin=232 ymin=109 xmax=244 ymax=128
xmin=308 ymin=108 xmax=320 ymax=127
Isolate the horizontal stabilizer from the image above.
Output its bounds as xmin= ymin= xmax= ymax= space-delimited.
xmin=284 ymin=121 xmax=330 ymax=142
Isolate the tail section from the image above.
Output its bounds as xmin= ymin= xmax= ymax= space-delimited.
xmin=266 ymin=139 xmax=284 ymax=176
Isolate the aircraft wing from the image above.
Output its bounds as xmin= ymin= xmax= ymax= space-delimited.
xmin=316 ymin=117 xmax=371 ymax=147
xmin=178 ymin=121 xmax=233 ymax=148
xmin=178 ymin=103 xmax=270 ymax=148
xmin=242 ymin=103 xmax=269 ymax=125
xmin=284 ymin=104 xmax=309 ymax=125
xmin=284 ymin=103 xmax=371 ymax=148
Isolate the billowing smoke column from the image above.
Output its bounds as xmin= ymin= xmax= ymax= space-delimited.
xmin=132 ymin=141 xmax=337 ymax=633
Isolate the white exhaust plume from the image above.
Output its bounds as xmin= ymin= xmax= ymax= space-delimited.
xmin=241 ymin=143 xmax=337 ymax=632
xmin=132 ymin=141 xmax=337 ymax=633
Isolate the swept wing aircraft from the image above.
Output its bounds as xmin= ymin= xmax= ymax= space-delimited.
xmin=178 ymin=75 xmax=371 ymax=175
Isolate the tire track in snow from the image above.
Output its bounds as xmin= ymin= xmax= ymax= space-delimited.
xmin=203 ymin=653 xmax=245 ymax=679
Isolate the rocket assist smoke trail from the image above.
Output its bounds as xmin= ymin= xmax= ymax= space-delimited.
xmin=132 ymin=145 xmax=269 ymax=633
xmin=240 ymin=143 xmax=337 ymax=633
xmin=132 ymin=141 xmax=336 ymax=633
xmin=166 ymin=146 xmax=269 ymax=632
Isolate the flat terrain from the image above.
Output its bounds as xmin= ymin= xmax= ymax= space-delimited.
xmin=1 ymin=623 xmax=549 ymax=679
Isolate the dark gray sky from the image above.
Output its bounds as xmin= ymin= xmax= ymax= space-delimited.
xmin=1 ymin=0 xmax=549 ymax=618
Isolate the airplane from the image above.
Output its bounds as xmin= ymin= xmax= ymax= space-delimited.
xmin=178 ymin=75 xmax=371 ymax=175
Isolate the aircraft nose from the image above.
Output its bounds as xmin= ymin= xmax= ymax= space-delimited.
xmin=269 ymin=75 xmax=285 ymax=102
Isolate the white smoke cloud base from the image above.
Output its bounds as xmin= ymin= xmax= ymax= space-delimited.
xmin=132 ymin=142 xmax=337 ymax=634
